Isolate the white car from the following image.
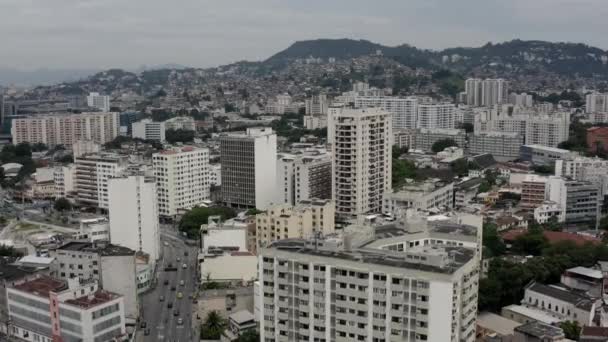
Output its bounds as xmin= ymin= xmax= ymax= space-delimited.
xmin=163 ymin=242 xmax=169 ymax=247
xmin=182 ymin=263 xmax=187 ymax=269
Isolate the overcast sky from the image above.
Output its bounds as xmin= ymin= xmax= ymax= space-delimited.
xmin=1 ymin=0 xmax=607 ymax=70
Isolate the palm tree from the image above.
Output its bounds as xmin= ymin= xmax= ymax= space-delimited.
xmin=200 ymin=310 xmax=226 ymax=339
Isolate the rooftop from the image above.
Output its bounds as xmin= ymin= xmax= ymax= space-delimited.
xmin=503 ymin=305 xmax=561 ymax=325
xmin=514 ymin=321 xmax=564 ymax=338
xmin=17 ymin=255 xmax=56 ymax=265
xmin=58 ymin=241 xmax=135 ymax=256
xmin=229 ymin=310 xmax=255 ymax=325
xmin=476 ymin=312 xmax=521 ymax=336
xmin=14 ymin=276 xmax=67 ymax=297
xmin=528 ymin=282 xmax=594 ymax=310
xmin=565 ymin=266 xmax=603 ymax=280
xmin=523 ymin=144 xmax=571 ymax=153
xmin=64 ymin=290 xmax=120 ymax=309
xmin=0 ymin=263 xmax=38 ymax=281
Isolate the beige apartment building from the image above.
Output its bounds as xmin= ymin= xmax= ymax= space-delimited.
xmin=11 ymin=112 xmax=119 ymax=146
xmin=255 ymin=199 xmax=335 ymax=248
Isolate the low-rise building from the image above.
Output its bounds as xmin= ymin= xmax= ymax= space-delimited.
xmin=7 ymin=276 xmax=126 ymax=342
xmin=413 ymin=128 xmax=466 ymax=153
xmin=255 ymin=200 xmax=335 ymax=248
xmin=469 ymin=131 xmax=523 ymax=161
xmin=513 ymin=321 xmax=566 ymax=342
xmin=587 ymin=126 xmax=608 ymax=154
xmin=164 ymin=116 xmax=196 ymax=131
xmin=454 ymin=178 xmax=483 ymax=208
xmin=221 ymin=310 xmax=257 ymax=342
xmin=521 ymin=175 xmax=548 ymax=210
xmin=520 ymin=145 xmax=577 ymax=166
xmin=383 ymin=179 xmax=454 ymax=213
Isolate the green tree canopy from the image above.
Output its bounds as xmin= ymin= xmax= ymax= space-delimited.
xmin=54 ymin=198 xmax=72 ymax=212
xmin=431 ymin=139 xmax=458 ymax=153
xmin=166 ymin=129 xmax=195 ymax=144
xmin=179 ymin=206 xmax=237 ymax=238
xmin=200 ymin=311 xmax=227 ymax=340
xmin=560 ymin=321 xmax=581 ymax=340
xmin=483 ymin=223 xmax=506 ymax=257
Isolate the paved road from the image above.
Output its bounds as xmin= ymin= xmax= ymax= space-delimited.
xmin=140 ymin=228 xmax=199 ymax=342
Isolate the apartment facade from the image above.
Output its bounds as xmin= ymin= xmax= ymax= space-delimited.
xmin=546 ymin=176 xmax=601 ymax=227
xmin=220 ymin=127 xmax=277 ymax=210
xmin=413 ymin=128 xmax=466 ymax=153
xmin=416 ymin=103 xmax=457 ymax=129
xmin=465 ymin=78 xmax=509 ymax=107
xmin=468 ymin=131 xmax=523 ymax=161
xmin=7 ymin=276 xmax=126 ymax=342
xmin=475 ymin=111 xmax=569 ymax=147
xmin=328 ymin=107 xmax=392 ymax=217
xmin=50 ymin=241 xmax=139 ymax=321
xmin=108 ymin=175 xmax=160 ymax=261
xmin=74 ymin=154 xmax=127 ymax=209
xmin=153 ymin=146 xmax=210 ymax=218
xmin=54 ymin=164 xmax=76 ymax=199
xmin=276 ymin=151 xmax=332 ymax=206
xmin=255 ymin=199 xmax=335 ymax=248
xmin=11 ymin=112 xmax=119 ymax=146
xmin=305 ymin=95 xmax=329 ymax=116
xmin=586 ymin=93 xmax=608 ymax=113
xmin=164 ymin=116 xmax=196 ymax=131
xmin=258 ymin=212 xmax=482 ymax=342
xmin=132 ymin=119 xmax=166 ymax=141
xmin=87 ymin=92 xmax=111 ymax=112
xmin=354 ymin=96 xmax=418 ymax=130
xmin=520 ymin=175 xmax=548 ymax=209
xmin=383 ymin=180 xmax=454 ymax=213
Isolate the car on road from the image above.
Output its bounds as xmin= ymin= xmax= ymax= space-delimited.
xmin=167 ymin=302 xmax=173 ymax=309
xmin=140 ymin=321 xmax=147 ymax=328
xmin=164 ymin=280 xmax=169 ymax=285
xmin=173 ymin=310 xmax=180 ymax=317
xmin=159 ymin=295 xmax=165 ymax=302
xmin=184 ymin=251 xmax=188 ymax=256
xmin=177 ymin=292 xmax=183 ymax=299
xmin=182 ymin=263 xmax=187 ymax=269
xmin=179 ymin=280 xmax=185 ymax=286
xmin=177 ymin=318 xmax=183 ymax=325
xmin=171 ymin=286 xmax=176 ymax=291
xmin=164 ymin=241 xmax=169 ymax=246
xmin=144 ymin=328 xmax=150 ymax=336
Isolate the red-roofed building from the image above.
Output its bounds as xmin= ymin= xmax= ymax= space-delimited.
xmin=501 ymin=229 xmax=601 ymax=246
xmin=7 ymin=275 xmax=126 ymax=342
xmin=587 ymin=127 xmax=608 ymax=154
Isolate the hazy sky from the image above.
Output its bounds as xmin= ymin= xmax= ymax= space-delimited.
xmin=1 ymin=0 xmax=607 ymax=70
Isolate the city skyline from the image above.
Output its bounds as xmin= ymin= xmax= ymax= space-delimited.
xmin=1 ymin=0 xmax=608 ymax=69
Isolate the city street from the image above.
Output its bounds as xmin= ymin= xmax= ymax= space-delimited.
xmin=140 ymin=227 xmax=199 ymax=342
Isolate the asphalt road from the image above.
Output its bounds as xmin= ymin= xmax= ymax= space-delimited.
xmin=140 ymin=228 xmax=199 ymax=342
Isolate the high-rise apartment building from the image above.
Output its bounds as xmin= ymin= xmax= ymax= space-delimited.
xmin=354 ymin=96 xmax=418 ymax=129
xmin=108 ymin=175 xmax=160 ymax=261
xmin=153 ymin=146 xmax=210 ymax=218
xmin=509 ymin=92 xmax=534 ymax=107
xmin=305 ymin=95 xmax=329 ymax=116
xmin=11 ymin=112 xmax=119 ymax=146
xmin=328 ymin=107 xmax=392 ymax=217
xmin=258 ymin=212 xmax=482 ymax=342
xmin=475 ymin=111 xmax=570 ymax=147
xmin=465 ymin=78 xmax=509 ymax=107
xmin=255 ymin=199 xmax=335 ymax=248
xmin=54 ymin=164 xmax=76 ymax=199
xmin=220 ymin=127 xmax=277 ymax=210
xmin=164 ymin=116 xmax=196 ymax=131
xmin=413 ymin=128 xmax=466 ymax=153
xmin=276 ymin=151 xmax=332 ymax=206
xmin=546 ymin=176 xmax=601 ymax=228
xmin=586 ymin=93 xmax=608 ymax=113
xmin=74 ymin=153 xmax=127 ymax=209
xmin=416 ymin=103 xmax=457 ymax=129
xmin=132 ymin=119 xmax=166 ymax=141
xmin=468 ymin=132 xmax=524 ymax=161
xmin=87 ymin=92 xmax=111 ymax=112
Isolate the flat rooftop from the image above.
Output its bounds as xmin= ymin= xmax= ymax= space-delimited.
xmin=14 ymin=276 xmax=67 ymax=297
xmin=373 ymin=220 xmax=478 ymax=240
xmin=65 ymin=290 xmax=120 ymax=309
xmin=515 ymin=321 xmax=564 ymax=338
xmin=269 ymin=239 xmax=475 ymax=275
xmin=58 ymin=241 xmax=135 ymax=256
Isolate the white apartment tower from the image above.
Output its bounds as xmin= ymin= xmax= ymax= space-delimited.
xmin=586 ymin=93 xmax=608 ymax=113
xmin=416 ymin=103 xmax=457 ymax=129
xmin=305 ymin=95 xmax=329 ymax=116
xmin=74 ymin=154 xmax=127 ymax=209
xmin=465 ymin=78 xmax=509 ymax=107
xmin=108 ymin=175 xmax=161 ymax=261
xmin=220 ymin=127 xmax=278 ymax=210
xmin=153 ymin=146 xmax=210 ymax=218
xmin=328 ymin=107 xmax=392 ymax=217
xmin=87 ymin=92 xmax=111 ymax=112
xmin=354 ymin=96 xmax=418 ymax=129
xmin=132 ymin=119 xmax=166 ymax=141
xmin=276 ymin=151 xmax=332 ymax=206
xmin=11 ymin=112 xmax=119 ymax=146
xmin=258 ymin=212 xmax=482 ymax=342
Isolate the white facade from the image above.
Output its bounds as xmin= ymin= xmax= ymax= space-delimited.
xmin=7 ymin=276 xmax=126 ymax=342
xmin=383 ymin=181 xmax=454 ymax=213
xmin=108 ymin=175 xmax=160 ymax=261
xmin=586 ymin=93 xmax=608 ymax=113
xmin=509 ymin=92 xmax=534 ymax=107
xmin=416 ymin=103 xmax=457 ymax=129
xmin=465 ymin=78 xmax=509 ymax=107
xmin=303 ymin=115 xmax=327 ymax=130
xmin=74 ymin=154 xmax=127 ymax=208
xmin=328 ymin=107 xmax=392 ymax=217
xmin=54 ymin=164 xmax=76 ymax=199
xmin=220 ymin=128 xmax=278 ymax=210
xmin=132 ymin=119 xmax=166 ymax=141
xmin=354 ymin=96 xmax=418 ymax=129
xmin=11 ymin=112 xmax=119 ymax=146
xmin=534 ymin=201 xmax=565 ymax=224
xmin=276 ymin=151 xmax=332 ymax=205
xmin=87 ymin=92 xmax=111 ymax=112
xmin=72 ymin=140 xmax=101 ymax=158
xmin=153 ymin=146 xmax=210 ymax=217
xmin=305 ymin=95 xmax=328 ymax=116
xmin=468 ymin=131 xmax=523 ymax=161
xmin=210 ymin=163 xmax=222 ymax=186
